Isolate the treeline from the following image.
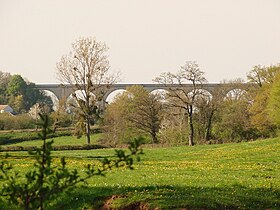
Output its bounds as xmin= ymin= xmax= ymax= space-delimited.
xmin=0 ymin=72 xmax=52 ymax=113
xmin=1 ymin=63 xmax=280 ymax=146
xmin=103 ymin=63 xmax=280 ymax=146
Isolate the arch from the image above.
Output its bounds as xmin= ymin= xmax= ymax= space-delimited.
xmin=35 ymin=83 xmax=254 ymax=108
xmin=225 ymin=88 xmax=247 ymax=100
xmin=66 ymin=90 xmax=97 ymax=104
xmin=192 ymin=89 xmax=213 ymax=102
xmin=149 ymin=89 xmax=169 ymax=102
xmin=105 ymin=89 xmax=127 ymax=104
xmin=169 ymin=88 xmax=213 ymax=102
xmin=40 ymin=90 xmax=59 ymax=110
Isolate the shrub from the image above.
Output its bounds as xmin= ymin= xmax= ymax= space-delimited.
xmin=0 ymin=113 xmax=35 ymax=130
xmin=159 ymin=127 xmax=188 ymax=145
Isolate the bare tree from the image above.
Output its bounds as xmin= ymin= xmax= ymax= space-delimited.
xmin=154 ymin=61 xmax=206 ymax=146
xmin=247 ymin=65 xmax=279 ymax=88
xmin=57 ymin=37 xmax=119 ymax=144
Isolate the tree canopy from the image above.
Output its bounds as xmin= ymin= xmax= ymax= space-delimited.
xmin=0 ymin=72 xmax=52 ymax=113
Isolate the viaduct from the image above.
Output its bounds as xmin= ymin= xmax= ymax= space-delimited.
xmin=35 ymin=83 xmax=251 ymax=105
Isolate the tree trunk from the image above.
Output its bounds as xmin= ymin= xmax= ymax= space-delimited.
xmin=205 ymin=110 xmax=214 ymax=141
xmin=86 ymin=118 xmax=91 ymax=144
xmin=151 ymin=131 xmax=158 ymax=144
xmin=188 ymin=105 xmax=194 ymax=146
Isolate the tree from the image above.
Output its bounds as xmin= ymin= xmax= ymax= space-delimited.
xmin=56 ymin=37 xmax=119 ymax=144
xmin=193 ymin=90 xmax=214 ymax=141
xmin=9 ymin=95 xmax=25 ymax=113
xmin=50 ymin=99 xmax=73 ymax=129
xmin=154 ymin=61 xmax=207 ymax=146
xmin=7 ymin=74 xmax=27 ymax=96
xmin=267 ymin=69 xmax=280 ymax=127
xmin=103 ymin=85 xmax=163 ymax=145
xmin=0 ymin=71 xmax=11 ymax=104
xmin=247 ymin=64 xmax=280 ymax=137
xmin=125 ymin=85 xmax=163 ymax=144
xmin=247 ymin=65 xmax=279 ymax=87
xmin=3 ymin=74 xmax=52 ymax=113
xmin=159 ymin=105 xmax=189 ymax=145
xmin=25 ymin=82 xmax=53 ymax=111
xmin=211 ymin=79 xmax=258 ymax=141
xmin=103 ymin=92 xmax=137 ymax=146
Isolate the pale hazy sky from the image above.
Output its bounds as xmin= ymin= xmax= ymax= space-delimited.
xmin=0 ymin=0 xmax=280 ymax=84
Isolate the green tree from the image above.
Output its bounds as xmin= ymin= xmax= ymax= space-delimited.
xmin=0 ymin=71 xmax=11 ymax=104
xmin=9 ymin=95 xmax=25 ymax=113
xmin=247 ymin=64 xmax=280 ymax=137
xmin=125 ymin=85 xmax=163 ymax=144
xmin=50 ymin=99 xmax=72 ymax=129
xmin=25 ymin=82 xmax=53 ymax=111
xmin=212 ymin=97 xmax=252 ymax=141
xmin=57 ymin=37 xmax=119 ymax=144
xmin=248 ymin=84 xmax=276 ymax=136
xmin=103 ymin=92 xmax=138 ymax=146
xmin=268 ymin=70 xmax=280 ymax=127
xmin=247 ymin=65 xmax=279 ymax=87
xmin=212 ymin=79 xmax=257 ymax=141
xmin=7 ymin=74 xmax=27 ymax=96
xmin=3 ymin=74 xmax=52 ymax=113
xmin=103 ymin=85 xmax=163 ymax=145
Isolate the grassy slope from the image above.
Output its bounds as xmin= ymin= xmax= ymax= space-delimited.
xmin=0 ymin=138 xmax=279 ymax=209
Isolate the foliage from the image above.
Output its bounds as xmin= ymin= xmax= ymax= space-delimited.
xmin=103 ymin=91 xmax=143 ymax=146
xmin=0 ymin=72 xmax=52 ymax=113
xmin=212 ymin=98 xmax=254 ymax=141
xmin=268 ymin=69 xmax=280 ymax=127
xmin=0 ymin=113 xmax=35 ymax=130
xmin=0 ymin=71 xmax=11 ymax=97
xmin=159 ymin=106 xmax=189 ymax=145
xmin=49 ymin=99 xmax=72 ymax=128
xmin=248 ymin=64 xmax=280 ymax=137
xmin=247 ymin=64 xmax=279 ymax=87
xmin=24 ymin=83 xmax=53 ymax=112
xmin=103 ymin=85 xmax=164 ymax=145
xmin=126 ymin=85 xmax=164 ymax=143
xmin=7 ymin=74 xmax=27 ymax=96
xmin=249 ymin=84 xmax=276 ymax=137
xmin=0 ymin=114 xmax=143 ymax=210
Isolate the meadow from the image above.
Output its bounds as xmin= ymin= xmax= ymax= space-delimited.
xmin=0 ymin=134 xmax=279 ymax=209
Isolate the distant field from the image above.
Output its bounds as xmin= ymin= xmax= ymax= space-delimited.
xmin=0 ymin=138 xmax=279 ymax=209
xmin=0 ymin=133 xmax=103 ymax=147
xmin=0 ymin=130 xmax=103 ymax=148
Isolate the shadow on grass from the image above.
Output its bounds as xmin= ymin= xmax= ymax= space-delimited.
xmin=1 ymin=184 xmax=277 ymax=210
xmin=0 ymin=131 xmax=72 ymax=146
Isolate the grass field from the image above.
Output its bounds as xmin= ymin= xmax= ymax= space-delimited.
xmin=0 ymin=137 xmax=279 ymax=209
xmin=0 ymin=133 xmax=103 ymax=147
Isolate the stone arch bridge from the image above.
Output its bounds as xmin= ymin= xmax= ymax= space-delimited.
xmin=35 ymin=83 xmax=252 ymax=106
